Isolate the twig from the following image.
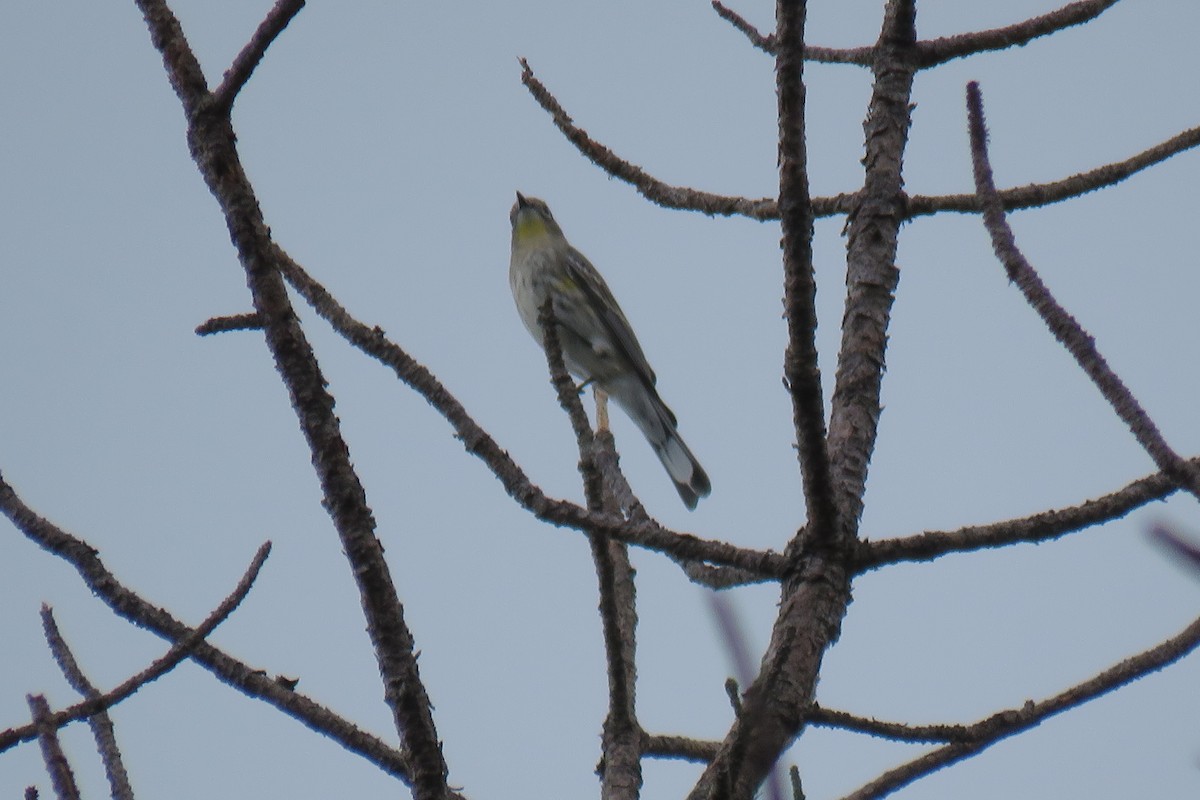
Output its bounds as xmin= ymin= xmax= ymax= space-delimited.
xmin=28 ymin=696 xmax=80 ymax=800
xmin=519 ymin=58 xmax=778 ymax=220
xmin=807 ymin=706 xmax=961 ymax=743
xmin=840 ymin=612 xmax=1200 ymax=799
xmin=855 ymin=459 xmax=1194 ymax=570
xmin=3 ymin=543 xmax=271 ymax=754
xmin=916 ymin=0 xmax=1120 ymax=67
xmin=711 ymin=1 xmax=774 ymax=52
xmin=0 ymin=472 xmax=415 ymax=782
xmin=195 ymin=312 xmax=264 ymax=335
xmin=213 ymin=0 xmax=306 ymax=111
xmin=967 ymin=82 xmax=1200 ymax=502
xmin=41 ymin=606 xmax=135 ymax=800
xmin=906 ymin=125 xmax=1200 ymax=218
xmin=644 ymin=734 xmax=721 ymax=763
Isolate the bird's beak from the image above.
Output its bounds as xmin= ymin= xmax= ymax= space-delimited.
xmin=515 ymin=191 xmax=528 ymax=207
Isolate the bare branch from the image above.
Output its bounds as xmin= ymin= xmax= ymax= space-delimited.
xmin=519 ymin=59 xmax=778 ymax=220
xmin=821 ymin=0 xmax=915 ymax=552
xmin=711 ymin=1 xmax=774 ymax=52
xmin=967 ymin=82 xmax=1200 ymax=502
xmin=3 ymin=543 xmax=270 ymax=754
xmin=915 ymin=0 xmax=1121 ymax=67
xmin=274 ymin=247 xmax=784 ymax=577
xmin=195 ymin=312 xmax=264 ymax=335
xmin=537 ymin=302 xmax=645 ymax=798
xmin=644 ymin=734 xmax=720 ymax=763
xmin=855 ymin=460 xmax=1192 ymax=570
xmin=538 ymin=300 xmax=605 ymax=507
xmin=134 ymin=3 xmax=450 ymax=794
xmin=840 ymin=612 xmax=1200 ymax=800
xmin=212 ymin=0 xmax=306 ymax=111
xmin=27 ymin=696 xmax=80 ymax=800
xmin=0 ymin=473 xmax=416 ymax=783
xmin=677 ymin=559 xmax=777 ymax=589
xmin=41 ymin=607 xmax=135 ymax=800
xmin=775 ymin=0 xmax=837 ymax=555
xmin=907 ymin=124 xmax=1200 ymax=217
xmin=807 ymin=706 xmax=961 ymax=744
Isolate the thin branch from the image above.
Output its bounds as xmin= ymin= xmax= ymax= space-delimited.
xmin=41 ymin=606 xmax=135 ymax=800
xmin=713 ymin=0 xmax=1119 ymax=68
xmin=712 ymin=1 xmax=774 ymax=52
xmin=644 ymin=734 xmax=721 ymax=763
xmin=274 ymin=246 xmax=784 ymax=577
xmin=27 ymin=696 xmax=80 ymax=800
xmin=212 ymin=0 xmax=306 ymax=111
xmin=967 ymin=82 xmax=1200 ymax=502
xmin=519 ymin=58 xmax=778 ymax=220
xmin=676 ymin=559 xmax=778 ymax=589
xmin=134 ymin=3 xmax=450 ymax=794
xmin=539 ymin=303 xmax=644 ymax=798
xmin=807 ymin=706 xmax=961 ymax=744
xmin=855 ymin=459 xmax=1192 ymax=570
xmin=907 ymin=124 xmax=1200 ymax=217
xmin=0 ymin=472 xmax=417 ymax=784
xmin=840 ymin=612 xmax=1200 ymax=800
xmin=915 ymin=0 xmax=1121 ymax=67
xmin=3 ymin=543 xmax=271 ymax=754
xmin=538 ymin=301 xmax=604 ymax=506
xmin=775 ymin=0 xmax=837 ymax=555
xmin=195 ymin=312 xmax=264 ymax=334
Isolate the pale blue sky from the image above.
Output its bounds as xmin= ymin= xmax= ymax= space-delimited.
xmin=3 ymin=2 xmax=1200 ymax=798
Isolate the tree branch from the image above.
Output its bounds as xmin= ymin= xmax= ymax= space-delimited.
xmin=968 ymin=82 xmax=1200 ymax=502
xmin=212 ymin=0 xmax=306 ymax=112
xmin=915 ymin=0 xmax=1121 ymax=67
xmin=822 ymin=0 xmax=915 ymax=550
xmin=0 ymin=475 xmax=416 ymax=784
xmin=42 ymin=607 xmax=136 ymax=800
xmin=807 ymin=705 xmax=961 ymax=744
xmin=840 ymin=612 xmax=1200 ymax=800
xmin=855 ymin=459 xmax=1194 ymax=570
xmin=538 ymin=303 xmax=644 ymax=798
xmin=519 ymin=58 xmax=779 ymax=220
xmin=686 ymin=3 xmax=863 ymax=797
xmin=27 ymin=696 xmax=80 ymax=800
xmin=132 ymin=3 xmax=450 ymax=795
xmin=906 ymin=124 xmax=1200 ymax=217
xmin=3 ymin=543 xmax=270 ymax=755
xmin=775 ymin=0 xmax=837 ymax=555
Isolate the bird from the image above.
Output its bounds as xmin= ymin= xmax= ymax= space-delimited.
xmin=508 ymin=192 xmax=711 ymax=509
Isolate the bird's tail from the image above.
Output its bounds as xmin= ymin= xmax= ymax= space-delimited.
xmin=609 ymin=377 xmax=711 ymax=510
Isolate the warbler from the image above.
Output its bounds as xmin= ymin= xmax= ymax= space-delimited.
xmin=508 ymin=192 xmax=711 ymax=509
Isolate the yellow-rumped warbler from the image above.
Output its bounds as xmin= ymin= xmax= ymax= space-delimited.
xmin=508 ymin=192 xmax=711 ymax=509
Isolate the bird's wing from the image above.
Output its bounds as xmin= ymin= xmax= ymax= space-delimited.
xmin=563 ymin=246 xmax=658 ymax=389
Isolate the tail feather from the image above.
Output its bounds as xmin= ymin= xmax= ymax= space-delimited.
xmin=653 ymin=432 xmax=711 ymax=510
xmin=608 ymin=376 xmax=711 ymax=509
